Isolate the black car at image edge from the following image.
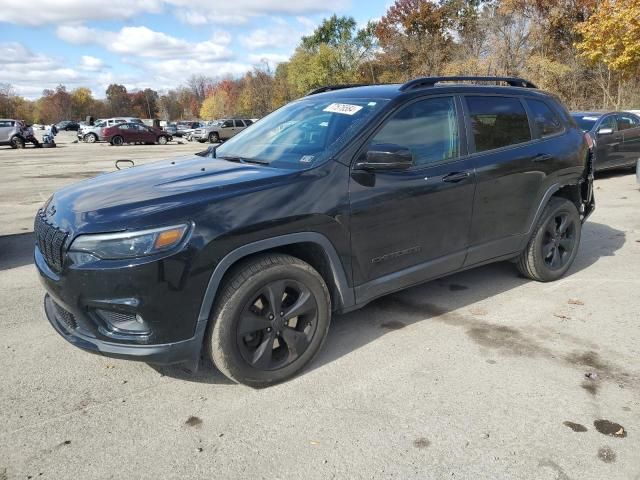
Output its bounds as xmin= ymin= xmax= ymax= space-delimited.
xmin=35 ymin=76 xmax=595 ymax=387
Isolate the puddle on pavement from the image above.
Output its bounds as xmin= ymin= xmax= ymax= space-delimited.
xmin=563 ymin=421 xmax=587 ymax=432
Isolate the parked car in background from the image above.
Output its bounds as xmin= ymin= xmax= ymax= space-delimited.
xmin=55 ymin=120 xmax=80 ymax=131
xmin=175 ymin=121 xmax=201 ymax=138
xmin=36 ymin=76 xmax=595 ymax=386
xmin=0 ymin=119 xmax=26 ymax=148
xmin=191 ymin=118 xmax=254 ymax=143
xmin=102 ymin=122 xmax=172 ymax=146
xmin=571 ymin=111 xmax=640 ymax=171
xmin=163 ymin=123 xmax=178 ymax=136
xmin=79 ymin=117 xmax=143 ymax=143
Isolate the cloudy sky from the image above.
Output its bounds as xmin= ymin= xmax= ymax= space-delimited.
xmin=0 ymin=0 xmax=388 ymax=99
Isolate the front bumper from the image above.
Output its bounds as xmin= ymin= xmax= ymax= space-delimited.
xmin=35 ymin=244 xmax=210 ymax=370
xmin=44 ymin=293 xmax=204 ymax=367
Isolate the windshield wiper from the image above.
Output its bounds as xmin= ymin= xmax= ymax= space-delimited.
xmin=218 ymin=156 xmax=269 ymax=165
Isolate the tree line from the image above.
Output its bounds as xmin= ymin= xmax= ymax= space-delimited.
xmin=1 ymin=0 xmax=639 ymax=124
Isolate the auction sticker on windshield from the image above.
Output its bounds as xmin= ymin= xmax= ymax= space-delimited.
xmin=324 ymin=103 xmax=363 ymax=115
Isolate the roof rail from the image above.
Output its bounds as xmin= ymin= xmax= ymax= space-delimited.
xmin=306 ymin=84 xmax=368 ymax=96
xmin=399 ymin=76 xmax=537 ymax=92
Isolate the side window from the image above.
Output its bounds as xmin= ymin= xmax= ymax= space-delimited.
xmin=370 ymin=97 xmax=459 ymax=167
xmin=467 ymin=96 xmax=531 ymax=152
xmin=617 ymin=114 xmax=639 ymax=131
xmin=222 ymin=120 xmax=234 ymax=128
xmin=244 ymin=119 xmax=253 ymax=126
xmin=526 ymin=99 xmax=563 ymax=138
xmin=234 ymin=120 xmax=245 ymax=128
xmin=600 ymin=115 xmax=617 ymax=131
xmin=118 ymin=124 xmax=130 ymax=130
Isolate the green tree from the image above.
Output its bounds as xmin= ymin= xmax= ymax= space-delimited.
xmin=106 ymin=84 xmax=131 ymax=116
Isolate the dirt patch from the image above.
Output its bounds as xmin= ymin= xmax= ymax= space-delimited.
xmin=563 ymin=421 xmax=587 ymax=432
xmin=185 ymin=416 xmax=203 ymax=427
xmin=413 ymin=438 xmax=431 ymax=449
xmin=597 ymin=446 xmax=616 ymax=463
xmin=594 ymin=420 xmax=626 ymax=438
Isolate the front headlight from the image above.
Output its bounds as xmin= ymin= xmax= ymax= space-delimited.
xmin=70 ymin=224 xmax=190 ymax=260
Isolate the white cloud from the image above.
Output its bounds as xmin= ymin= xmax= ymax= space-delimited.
xmin=57 ymin=25 xmax=232 ymax=62
xmin=80 ymin=55 xmax=107 ymax=71
xmin=0 ymin=0 xmax=347 ymax=26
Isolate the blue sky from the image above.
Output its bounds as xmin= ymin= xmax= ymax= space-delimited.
xmin=0 ymin=0 xmax=391 ymax=99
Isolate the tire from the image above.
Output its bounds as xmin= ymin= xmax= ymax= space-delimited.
xmin=11 ymin=136 xmax=25 ymax=149
xmin=209 ymin=132 xmax=220 ymax=143
xmin=157 ymin=135 xmax=168 ymax=145
xmin=84 ymin=133 xmax=98 ymax=143
xmin=516 ymin=197 xmax=582 ymax=282
xmin=111 ymin=135 xmax=124 ymax=146
xmin=207 ymin=254 xmax=331 ymax=387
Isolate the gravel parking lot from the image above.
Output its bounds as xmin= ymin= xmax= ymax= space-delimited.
xmin=1 ymin=133 xmax=639 ymax=479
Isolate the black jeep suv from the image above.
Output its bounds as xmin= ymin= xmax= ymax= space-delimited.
xmin=35 ymin=76 xmax=595 ymax=386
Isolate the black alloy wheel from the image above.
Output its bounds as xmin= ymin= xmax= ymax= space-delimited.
xmin=237 ymin=279 xmax=318 ymax=371
xmin=541 ymin=212 xmax=576 ymax=270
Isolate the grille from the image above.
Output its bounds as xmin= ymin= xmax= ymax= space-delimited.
xmin=54 ymin=303 xmax=78 ymax=331
xmin=97 ymin=310 xmax=137 ymax=325
xmin=34 ymin=210 xmax=68 ymax=272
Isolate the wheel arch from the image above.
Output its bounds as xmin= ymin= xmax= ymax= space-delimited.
xmin=196 ymin=233 xmax=355 ymax=331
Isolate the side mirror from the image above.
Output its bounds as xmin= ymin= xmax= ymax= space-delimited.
xmin=355 ymin=144 xmax=413 ymax=171
xmin=597 ymin=127 xmax=613 ymax=135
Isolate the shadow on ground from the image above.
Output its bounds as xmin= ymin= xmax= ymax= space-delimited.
xmin=161 ymin=220 xmax=625 ymax=385
xmin=0 ymin=232 xmax=34 ymax=271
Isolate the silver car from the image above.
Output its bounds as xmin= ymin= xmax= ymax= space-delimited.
xmin=0 ymin=119 xmax=26 ymax=148
xmin=191 ymin=119 xmax=253 ymax=143
xmin=79 ymin=117 xmax=143 ymax=143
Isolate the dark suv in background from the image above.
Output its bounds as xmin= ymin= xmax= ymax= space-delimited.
xmin=35 ymin=76 xmax=594 ymax=387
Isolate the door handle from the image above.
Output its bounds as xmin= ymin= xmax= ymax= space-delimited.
xmin=533 ymin=153 xmax=553 ymax=162
xmin=442 ymin=171 xmax=470 ymax=183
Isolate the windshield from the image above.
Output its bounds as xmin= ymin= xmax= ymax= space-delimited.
xmin=571 ymin=114 xmax=600 ymax=132
xmin=214 ymin=97 xmax=389 ymax=169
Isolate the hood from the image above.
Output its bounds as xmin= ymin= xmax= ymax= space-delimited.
xmin=46 ymin=155 xmax=296 ymax=235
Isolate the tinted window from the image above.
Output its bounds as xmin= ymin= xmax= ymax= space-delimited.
xmin=527 ymin=99 xmax=563 ymax=137
xmin=467 ymin=96 xmax=531 ymax=152
xmin=222 ymin=120 xmax=234 ymax=128
xmin=370 ymin=97 xmax=459 ymax=167
xmin=571 ymin=114 xmax=599 ymax=132
xmin=617 ymin=114 xmax=640 ymax=131
xmin=600 ymin=115 xmax=617 ymax=131
xmin=244 ymin=119 xmax=254 ymax=126
xmin=0 ymin=120 xmax=15 ymax=127
xmin=234 ymin=120 xmax=245 ymax=128
xmin=118 ymin=124 xmax=131 ymax=130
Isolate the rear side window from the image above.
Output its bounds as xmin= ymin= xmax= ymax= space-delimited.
xmin=526 ymin=99 xmax=563 ymax=137
xmin=234 ymin=120 xmax=245 ymax=128
xmin=371 ymin=96 xmax=459 ymax=167
xmin=0 ymin=120 xmax=15 ymax=127
xmin=616 ymin=114 xmax=640 ymax=130
xmin=466 ymin=96 xmax=531 ymax=152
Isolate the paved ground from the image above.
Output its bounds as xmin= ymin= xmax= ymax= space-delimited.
xmin=0 ymin=136 xmax=639 ymax=479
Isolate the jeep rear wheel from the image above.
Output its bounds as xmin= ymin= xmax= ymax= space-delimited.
xmin=208 ymin=254 xmax=331 ymax=387
xmin=209 ymin=132 xmax=219 ymax=143
xmin=516 ymin=197 xmax=581 ymax=282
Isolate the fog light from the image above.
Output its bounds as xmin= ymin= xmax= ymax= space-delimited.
xmin=96 ymin=309 xmax=150 ymax=335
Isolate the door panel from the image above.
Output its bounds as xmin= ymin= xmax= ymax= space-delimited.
xmin=349 ymin=96 xmax=475 ymax=292
xmin=617 ymin=114 xmax=640 ymax=166
xmin=464 ymin=95 xmax=547 ymax=265
xmin=595 ymin=115 xmax=624 ymax=169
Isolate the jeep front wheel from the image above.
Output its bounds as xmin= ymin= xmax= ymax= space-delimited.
xmin=208 ymin=254 xmax=331 ymax=387
xmin=516 ymin=197 xmax=581 ymax=282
